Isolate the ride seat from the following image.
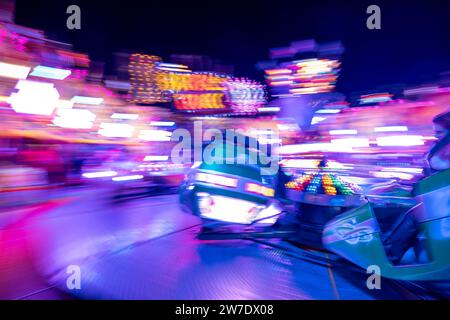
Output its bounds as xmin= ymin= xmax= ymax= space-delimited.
xmin=378 ymin=204 xmax=421 ymax=265
xmin=365 ymin=190 xmax=419 ymax=264
xmin=372 ymin=203 xmax=415 ymax=236
xmin=380 ymin=169 xmax=450 ymax=265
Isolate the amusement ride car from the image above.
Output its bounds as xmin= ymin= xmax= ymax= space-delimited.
xmin=179 ymin=151 xmax=450 ymax=288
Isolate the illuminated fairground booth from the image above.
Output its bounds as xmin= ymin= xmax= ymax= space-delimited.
xmin=0 ymin=23 xmax=187 ymax=193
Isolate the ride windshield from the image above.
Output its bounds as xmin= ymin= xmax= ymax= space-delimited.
xmin=199 ymin=135 xmax=277 ymax=185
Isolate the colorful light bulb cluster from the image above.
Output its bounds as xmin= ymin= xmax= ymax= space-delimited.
xmin=306 ymin=174 xmax=322 ymax=193
xmin=157 ymin=72 xmax=226 ymax=92
xmin=129 ymin=54 xmax=169 ymax=104
xmin=285 ymin=174 xmax=312 ymax=192
xmin=173 ymin=93 xmax=225 ymax=110
xmin=129 ymin=53 xmax=266 ymax=113
xmin=225 ymin=78 xmax=267 ymax=114
xmin=168 ymin=72 xmax=228 ymax=111
xmin=285 ymin=173 xmax=362 ymax=196
xmin=322 ymin=174 xmax=337 ymax=195
xmin=265 ymin=58 xmax=340 ymax=96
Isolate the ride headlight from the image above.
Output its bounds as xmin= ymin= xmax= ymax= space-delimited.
xmin=253 ymin=201 xmax=282 ymax=225
xmin=196 ymin=193 xmax=280 ymax=225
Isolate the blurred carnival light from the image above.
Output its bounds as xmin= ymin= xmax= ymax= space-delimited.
xmin=265 ymin=58 xmax=340 ymax=96
xmin=82 ymin=171 xmax=118 ymax=178
xmin=329 ymin=129 xmax=358 ymax=135
xmin=330 ymin=138 xmax=370 ymax=148
xmin=143 ymin=155 xmax=169 ymax=161
xmin=359 ymin=93 xmax=393 ymax=104
xmin=315 ymin=109 xmax=341 ymax=114
xmin=311 ymin=116 xmax=327 ymax=125
xmin=150 ymin=121 xmax=175 ymax=127
xmin=374 ymin=126 xmax=408 ymax=132
xmin=71 ymin=96 xmax=104 ymax=105
xmin=280 ymin=142 xmax=353 ymax=154
xmin=225 ymin=78 xmax=267 ymax=114
xmin=0 ymin=61 xmax=30 ymax=79
xmin=139 ymin=129 xmax=172 ymax=141
xmin=156 ymin=62 xmax=191 ymax=73
xmin=372 ymin=171 xmax=415 ymax=180
xmin=376 ymin=135 xmax=424 ymax=147
xmin=129 ymin=54 xmax=167 ymax=104
xmin=98 ymin=123 xmax=135 ymax=138
xmin=111 ymin=113 xmax=139 ymax=120
xmin=56 ymin=99 xmax=74 ymax=109
xmin=112 ymin=175 xmax=144 ymax=182
xmin=53 ymin=108 xmax=96 ymax=129
xmin=8 ymin=80 xmax=60 ymax=115
xmin=30 ymin=65 xmax=71 ymax=80
xmin=258 ymin=106 xmax=280 ymax=113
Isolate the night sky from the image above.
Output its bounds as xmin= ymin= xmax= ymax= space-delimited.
xmin=14 ymin=0 xmax=450 ymax=95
